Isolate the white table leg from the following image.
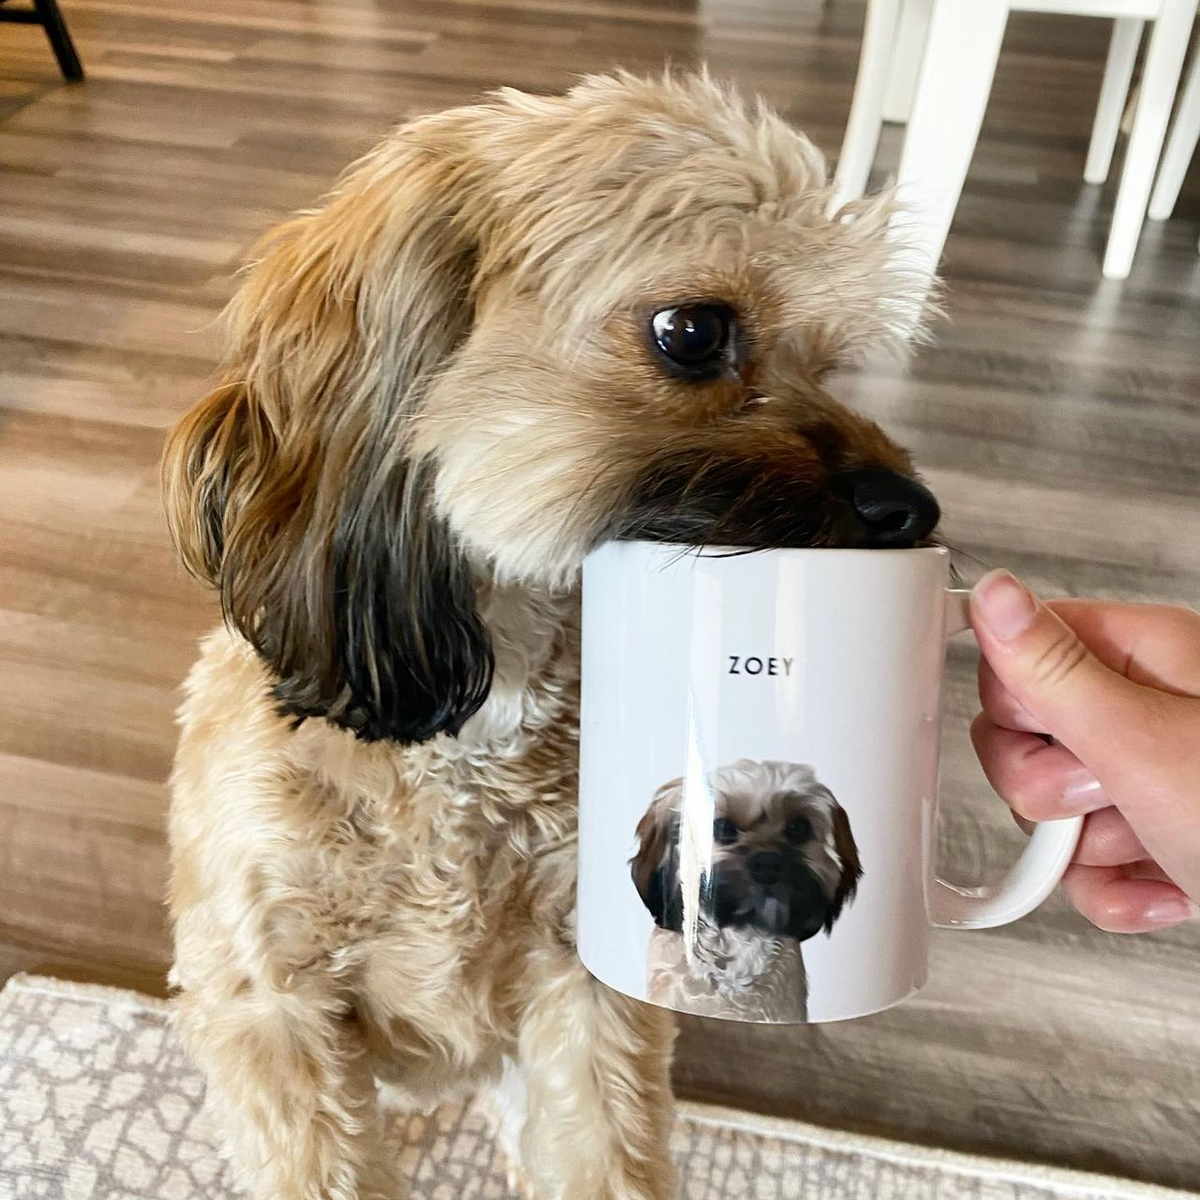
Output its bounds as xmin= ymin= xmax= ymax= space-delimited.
xmin=1148 ymin=39 xmax=1200 ymax=219
xmin=882 ymin=0 xmax=933 ymax=123
xmin=1103 ymin=0 xmax=1197 ymax=278
xmin=890 ymin=0 xmax=1009 ymax=287
xmin=1085 ymin=17 xmax=1144 ymax=184
xmin=832 ymin=0 xmax=903 ymax=210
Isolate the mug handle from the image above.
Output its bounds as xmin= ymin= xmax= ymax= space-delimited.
xmin=931 ymin=590 xmax=1084 ymax=930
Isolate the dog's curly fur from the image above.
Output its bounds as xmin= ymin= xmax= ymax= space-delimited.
xmin=163 ymin=72 xmax=933 ymax=1200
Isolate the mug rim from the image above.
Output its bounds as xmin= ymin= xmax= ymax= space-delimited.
xmin=594 ymin=540 xmax=950 ymax=560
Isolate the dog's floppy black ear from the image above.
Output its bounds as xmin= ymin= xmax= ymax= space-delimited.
xmin=163 ymin=116 xmax=495 ymax=744
xmin=642 ymin=868 xmax=683 ymax=932
xmin=165 ymin=382 xmax=493 ymax=744
xmin=824 ymin=799 xmax=863 ymax=932
xmin=277 ymin=459 xmax=494 ymax=743
xmin=631 ymin=781 xmax=683 ymax=931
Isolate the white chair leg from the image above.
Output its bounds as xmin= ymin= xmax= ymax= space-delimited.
xmin=1148 ymin=41 xmax=1200 ymax=219
xmin=882 ymin=0 xmax=933 ymax=123
xmin=1103 ymin=0 xmax=1198 ymax=278
xmin=832 ymin=0 xmax=903 ymax=210
xmin=890 ymin=0 xmax=1009 ymax=289
xmin=1085 ymin=18 xmax=1143 ymax=184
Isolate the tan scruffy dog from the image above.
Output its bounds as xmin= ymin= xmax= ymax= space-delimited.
xmin=162 ymin=72 xmax=939 ymax=1200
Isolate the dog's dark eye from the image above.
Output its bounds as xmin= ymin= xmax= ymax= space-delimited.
xmin=712 ymin=818 xmax=739 ymax=844
xmin=649 ymin=304 xmax=735 ymax=378
xmin=785 ymin=816 xmax=812 ymax=844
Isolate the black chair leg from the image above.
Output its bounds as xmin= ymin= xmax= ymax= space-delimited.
xmin=31 ymin=0 xmax=84 ymax=81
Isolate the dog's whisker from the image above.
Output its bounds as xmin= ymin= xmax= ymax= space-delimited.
xmin=927 ymin=534 xmax=993 ymax=586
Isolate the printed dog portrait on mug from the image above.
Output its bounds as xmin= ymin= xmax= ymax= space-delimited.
xmin=630 ymin=759 xmax=862 ymax=1022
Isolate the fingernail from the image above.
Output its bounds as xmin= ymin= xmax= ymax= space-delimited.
xmin=1143 ymin=897 xmax=1200 ymax=926
xmin=1063 ymin=769 xmax=1105 ymax=803
xmin=973 ymin=570 xmax=1037 ymax=641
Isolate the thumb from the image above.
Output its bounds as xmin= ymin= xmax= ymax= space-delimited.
xmin=969 ymin=570 xmax=1167 ymax=780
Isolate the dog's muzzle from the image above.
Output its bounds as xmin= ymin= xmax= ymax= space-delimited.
xmin=615 ymin=450 xmax=939 ymax=550
xmin=712 ymin=863 xmax=831 ymax=943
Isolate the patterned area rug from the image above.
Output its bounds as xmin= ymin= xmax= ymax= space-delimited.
xmin=0 ymin=973 xmax=1194 ymax=1200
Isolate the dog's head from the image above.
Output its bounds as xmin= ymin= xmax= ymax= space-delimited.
xmin=632 ymin=760 xmax=862 ymax=942
xmin=164 ymin=73 xmax=938 ymax=745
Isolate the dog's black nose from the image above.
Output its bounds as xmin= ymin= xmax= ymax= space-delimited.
xmin=837 ymin=468 xmax=940 ymax=547
xmin=748 ymin=852 xmax=784 ymax=886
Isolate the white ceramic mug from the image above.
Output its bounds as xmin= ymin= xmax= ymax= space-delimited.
xmin=576 ymin=542 xmax=1082 ymax=1024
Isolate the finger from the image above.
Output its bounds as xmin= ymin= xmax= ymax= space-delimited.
xmin=1123 ymin=860 xmax=1177 ymax=884
xmin=1073 ymin=807 xmax=1148 ymax=867
xmin=970 ymin=572 xmax=1180 ymax=780
xmin=970 ymin=714 xmax=1109 ymax=821
xmin=1044 ymin=599 xmax=1200 ymax=695
xmin=1062 ymin=864 xmax=1199 ymax=933
xmin=978 ymin=657 xmax=1046 ymax=734
xmin=1012 ymin=811 xmax=1034 ymax=836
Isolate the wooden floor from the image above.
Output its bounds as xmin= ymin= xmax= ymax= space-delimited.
xmin=1 ymin=0 xmax=1198 ymax=1189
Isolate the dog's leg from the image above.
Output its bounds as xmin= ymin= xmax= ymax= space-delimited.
xmin=173 ymin=980 xmax=400 ymax=1200
xmin=516 ymin=950 xmax=677 ymax=1200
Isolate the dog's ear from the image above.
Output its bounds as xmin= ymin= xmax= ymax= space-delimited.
xmin=631 ymin=780 xmax=683 ymax=931
xmin=163 ymin=119 xmax=494 ymax=743
xmin=824 ymin=799 xmax=863 ymax=932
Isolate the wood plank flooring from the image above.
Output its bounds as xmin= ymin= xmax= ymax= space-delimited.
xmin=1 ymin=0 xmax=1198 ymax=1189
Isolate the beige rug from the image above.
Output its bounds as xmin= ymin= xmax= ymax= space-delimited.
xmin=0 ymin=973 xmax=1193 ymax=1200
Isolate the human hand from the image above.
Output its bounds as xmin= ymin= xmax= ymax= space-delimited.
xmin=968 ymin=569 xmax=1200 ymax=933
